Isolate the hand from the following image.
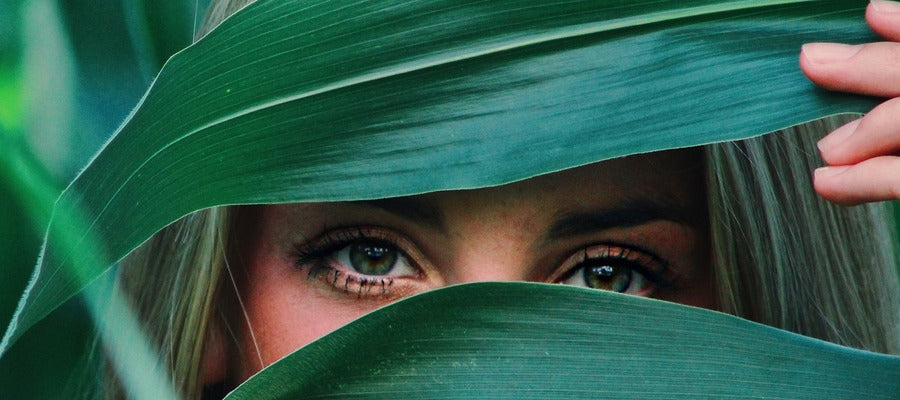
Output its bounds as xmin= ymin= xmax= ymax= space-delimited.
xmin=800 ymin=0 xmax=900 ymax=206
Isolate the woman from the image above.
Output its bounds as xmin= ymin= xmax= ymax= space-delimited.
xmin=20 ymin=0 xmax=900 ymax=399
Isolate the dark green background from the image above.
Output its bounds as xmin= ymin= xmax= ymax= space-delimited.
xmin=0 ymin=1 xmax=207 ymax=397
xmin=1 ymin=0 xmax=210 ymax=340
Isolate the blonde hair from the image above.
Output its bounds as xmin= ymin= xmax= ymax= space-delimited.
xmin=109 ymin=118 xmax=900 ymax=399
xmin=105 ymin=1 xmax=900 ymax=398
xmin=115 ymin=208 xmax=231 ymax=399
xmin=707 ymin=116 xmax=899 ymax=353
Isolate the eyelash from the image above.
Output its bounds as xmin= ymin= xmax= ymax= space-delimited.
xmin=555 ymin=243 xmax=677 ymax=293
xmin=293 ymin=227 xmax=418 ymax=298
xmin=294 ymin=228 xmax=677 ymax=298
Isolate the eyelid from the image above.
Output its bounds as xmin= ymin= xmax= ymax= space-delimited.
xmin=292 ymin=226 xmax=432 ymax=299
xmin=551 ymin=243 xmax=676 ymax=289
xmin=294 ymin=226 xmax=425 ymax=271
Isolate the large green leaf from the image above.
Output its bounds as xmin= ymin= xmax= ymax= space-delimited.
xmin=225 ymin=282 xmax=900 ymax=399
xmin=0 ymin=0 xmax=881 ymax=366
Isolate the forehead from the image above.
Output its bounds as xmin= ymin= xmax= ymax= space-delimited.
xmin=417 ymin=148 xmax=706 ymax=219
xmin=258 ymin=148 xmax=707 ymax=237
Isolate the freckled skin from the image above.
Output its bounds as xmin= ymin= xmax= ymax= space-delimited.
xmin=220 ymin=148 xmax=713 ymax=384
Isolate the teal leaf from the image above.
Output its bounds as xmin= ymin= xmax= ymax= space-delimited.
xmin=0 ymin=0 xmax=880 ymax=363
xmin=226 ymin=282 xmax=900 ymax=399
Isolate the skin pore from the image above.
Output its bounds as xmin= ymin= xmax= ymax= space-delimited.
xmin=221 ymin=148 xmax=714 ymax=383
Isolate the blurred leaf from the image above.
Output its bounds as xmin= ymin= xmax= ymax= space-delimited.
xmin=0 ymin=128 xmax=98 ymax=400
xmin=0 ymin=65 xmax=22 ymax=135
xmin=0 ymin=1 xmax=22 ymax=67
xmin=225 ymin=282 xmax=900 ymax=399
xmin=1 ymin=0 xmax=882 ymax=358
xmin=0 ymin=0 xmax=208 ymax=398
xmin=0 ymin=299 xmax=96 ymax=400
xmin=22 ymin=0 xmax=76 ymax=179
xmin=0 ymin=105 xmax=180 ymax=400
xmin=122 ymin=0 xmax=211 ymax=82
xmin=54 ymin=0 xmax=209 ymax=181
xmin=0 ymin=135 xmax=52 ymax=327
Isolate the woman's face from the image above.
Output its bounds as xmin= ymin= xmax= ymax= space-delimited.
xmin=228 ymin=148 xmax=714 ymax=381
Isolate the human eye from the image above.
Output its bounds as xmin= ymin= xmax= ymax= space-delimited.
xmin=555 ymin=243 xmax=673 ymax=297
xmin=293 ymin=227 xmax=423 ymax=299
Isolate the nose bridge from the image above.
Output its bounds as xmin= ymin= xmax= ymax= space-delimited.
xmin=442 ymin=232 xmax=536 ymax=284
xmin=434 ymin=185 xmax=544 ymax=285
xmin=448 ymin=260 xmax=529 ymax=284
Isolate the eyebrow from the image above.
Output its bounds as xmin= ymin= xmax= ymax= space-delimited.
xmin=349 ymin=197 xmax=446 ymax=232
xmin=545 ymin=201 xmax=691 ymax=241
xmin=348 ymin=197 xmax=692 ymax=239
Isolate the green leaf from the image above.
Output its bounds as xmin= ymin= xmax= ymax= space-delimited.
xmin=225 ymin=282 xmax=900 ymax=399
xmin=0 ymin=0 xmax=881 ymax=363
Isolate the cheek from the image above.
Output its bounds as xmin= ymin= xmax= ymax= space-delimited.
xmin=238 ymin=241 xmax=360 ymax=380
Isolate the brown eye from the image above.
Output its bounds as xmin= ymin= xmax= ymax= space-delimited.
xmin=348 ymin=241 xmax=398 ymax=275
xmin=581 ymin=262 xmax=634 ymax=292
xmin=557 ymin=244 xmax=662 ymax=296
xmin=562 ymin=259 xmax=648 ymax=294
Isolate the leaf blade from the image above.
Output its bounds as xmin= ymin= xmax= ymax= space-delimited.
xmin=1 ymin=0 xmax=880 ymax=356
xmin=226 ymin=283 xmax=900 ymax=399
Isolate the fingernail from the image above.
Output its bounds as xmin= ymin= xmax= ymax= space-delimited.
xmin=871 ymin=0 xmax=900 ymax=13
xmin=801 ymin=43 xmax=862 ymax=64
xmin=815 ymin=166 xmax=850 ymax=179
xmin=817 ymin=119 xmax=861 ymax=153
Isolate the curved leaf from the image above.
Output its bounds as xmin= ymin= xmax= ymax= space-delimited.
xmin=0 ymin=0 xmax=880 ymax=355
xmin=226 ymin=282 xmax=900 ymax=399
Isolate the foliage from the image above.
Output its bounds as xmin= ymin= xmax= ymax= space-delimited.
xmin=226 ymin=282 xmax=900 ymax=399
xmin=0 ymin=1 xmax=897 ymax=399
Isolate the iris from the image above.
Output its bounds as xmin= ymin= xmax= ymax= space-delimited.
xmin=348 ymin=241 xmax=399 ymax=275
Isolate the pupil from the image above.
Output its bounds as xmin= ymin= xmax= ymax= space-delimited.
xmin=363 ymin=246 xmax=388 ymax=259
xmin=349 ymin=241 xmax=397 ymax=275
xmin=584 ymin=263 xmax=631 ymax=292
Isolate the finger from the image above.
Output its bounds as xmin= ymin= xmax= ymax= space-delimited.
xmin=817 ymin=97 xmax=900 ymax=165
xmin=813 ymin=156 xmax=900 ymax=205
xmin=800 ymin=41 xmax=900 ymax=97
xmin=868 ymin=0 xmax=900 ymax=41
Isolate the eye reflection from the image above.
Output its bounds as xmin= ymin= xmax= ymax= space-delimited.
xmin=590 ymin=264 xmax=631 ymax=291
xmin=296 ymin=228 xmax=673 ymax=299
xmin=295 ymin=228 xmax=418 ymax=276
xmin=563 ymin=262 xmax=646 ymax=294
xmin=293 ymin=228 xmax=422 ymax=298
xmin=556 ymin=244 xmax=668 ymax=296
xmin=342 ymin=241 xmax=399 ymax=275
